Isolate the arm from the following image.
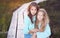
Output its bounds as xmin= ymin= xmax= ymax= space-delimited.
xmin=36 ymin=24 xmax=51 ymax=38
xmin=44 ymin=24 xmax=51 ymax=37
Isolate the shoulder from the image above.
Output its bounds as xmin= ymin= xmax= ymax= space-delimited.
xmin=46 ymin=23 xmax=50 ymax=26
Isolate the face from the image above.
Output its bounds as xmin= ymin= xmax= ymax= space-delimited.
xmin=30 ymin=6 xmax=37 ymax=16
xmin=37 ymin=11 xmax=44 ymax=21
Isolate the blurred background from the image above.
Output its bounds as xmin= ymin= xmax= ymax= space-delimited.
xmin=0 ymin=0 xmax=60 ymax=38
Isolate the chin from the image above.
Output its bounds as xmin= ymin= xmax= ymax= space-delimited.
xmin=32 ymin=14 xmax=35 ymax=16
xmin=39 ymin=19 xmax=42 ymax=21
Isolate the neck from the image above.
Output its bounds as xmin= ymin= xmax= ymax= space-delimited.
xmin=38 ymin=20 xmax=42 ymax=24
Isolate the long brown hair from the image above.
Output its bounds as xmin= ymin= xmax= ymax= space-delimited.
xmin=35 ymin=9 xmax=49 ymax=32
xmin=28 ymin=2 xmax=39 ymax=23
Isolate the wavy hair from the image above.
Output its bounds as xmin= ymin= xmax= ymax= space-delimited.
xmin=35 ymin=8 xmax=50 ymax=32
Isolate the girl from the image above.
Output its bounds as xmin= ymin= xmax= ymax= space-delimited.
xmin=23 ymin=2 xmax=39 ymax=38
xmin=30 ymin=9 xmax=51 ymax=38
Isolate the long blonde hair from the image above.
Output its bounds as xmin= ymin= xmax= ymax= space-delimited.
xmin=35 ymin=8 xmax=49 ymax=32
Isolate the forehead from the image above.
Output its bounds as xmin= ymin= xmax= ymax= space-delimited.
xmin=38 ymin=11 xmax=43 ymax=15
xmin=30 ymin=6 xmax=37 ymax=9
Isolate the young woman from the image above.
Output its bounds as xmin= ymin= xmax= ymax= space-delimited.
xmin=30 ymin=9 xmax=51 ymax=38
xmin=23 ymin=2 xmax=39 ymax=38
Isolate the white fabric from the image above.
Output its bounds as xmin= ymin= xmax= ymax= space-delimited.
xmin=7 ymin=0 xmax=46 ymax=38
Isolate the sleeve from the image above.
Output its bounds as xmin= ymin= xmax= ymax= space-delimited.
xmin=24 ymin=15 xmax=34 ymax=34
xmin=36 ymin=23 xmax=51 ymax=38
xmin=44 ymin=23 xmax=51 ymax=37
xmin=29 ymin=24 xmax=34 ymax=30
xmin=23 ymin=15 xmax=32 ymax=34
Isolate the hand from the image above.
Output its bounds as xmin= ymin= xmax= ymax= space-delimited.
xmin=39 ymin=28 xmax=44 ymax=32
xmin=29 ymin=29 xmax=39 ymax=33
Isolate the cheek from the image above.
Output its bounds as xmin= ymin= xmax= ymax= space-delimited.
xmin=30 ymin=10 xmax=33 ymax=13
xmin=35 ymin=10 xmax=37 ymax=13
xmin=30 ymin=10 xmax=37 ymax=15
xmin=40 ymin=17 xmax=43 ymax=20
xmin=40 ymin=15 xmax=43 ymax=18
xmin=34 ymin=11 xmax=37 ymax=14
xmin=33 ymin=10 xmax=37 ymax=15
xmin=37 ymin=15 xmax=43 ymax=21
xmin=37 ymin=15 xmax=40 ymax=20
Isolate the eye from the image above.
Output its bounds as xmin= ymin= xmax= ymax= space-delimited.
xmin=35 ymin=9 xmax=37 ymax=10
xmin=31 ymin=9 xmax=33 ymax=10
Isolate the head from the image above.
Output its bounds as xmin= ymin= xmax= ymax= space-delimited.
xmin=35 ymin=9 xmax=49 ymax=31
xmin=28 ymin=2 xmax=39 ymax=23
xmin=37 ymin=9 xmax=49 ymax=23
xmin=28 ymin=2 xmax=39 ymax=16
xmin=37 ymin=10 xmax=44 ymax=21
